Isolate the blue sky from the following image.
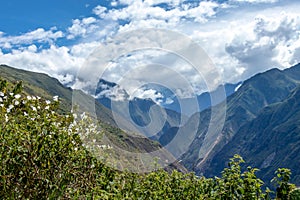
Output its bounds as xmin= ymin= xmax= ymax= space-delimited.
xmin=0 ymin=0 xmax=102 ymax=34
xmin=0 ymin=0 xmax=300 ymax=100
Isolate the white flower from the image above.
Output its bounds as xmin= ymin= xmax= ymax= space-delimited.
xmin=32 ymin=96 xmax=37 ymax=100
xmin=53 ymin=96 xmax=59 ymax=101
xmin=24 ymin=112 xmax=28 ymax=116
xmin=14 ymin=94 xmax=21 ymax=99
xmin=93 ymin=139 xmax=96 ymax=143
xmin=0 ymin=104 xmax=3 ymax=107
xmin=80 ymin=112 xmax=86 ymax=119
xmin=31 ymin=106 xmax=37 ymax=111
xmin=45 ymin=100 xmax=51 ymax=105
xmin=14 ymin=100 xmax=19 ymax=106
xmin=5 ymin=114 xmax=8 ymax=122
xmin=0 ymin=97 xmax=2 ymax=102
xmin=9 ymin=93 xmax=13 ymax=96
xmin=45 ymin=106 xmax=49 ymax=110
xmin=8 ymin=105 xmax=14 ymax=110
xmin=99 ymin=144 xmax=112 ymax=150
xmin=74 ymin=147 xmax=78 ymax=151
xmin=37 ymin=96 xmax=41 ymax=100
xmin=27 ymin=96 xmax=32 ymax=100
xmin=0 ymin=92 xmax=4 ymax=96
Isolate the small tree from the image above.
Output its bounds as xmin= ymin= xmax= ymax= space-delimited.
xmin=272 ymin=168 xmax=295 ymax=200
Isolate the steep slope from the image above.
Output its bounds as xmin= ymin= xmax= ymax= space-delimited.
xmin=0 ymin=64 xmax=116 ymax=124
xmin=95 ymin=78 xmax=187 ymax=142
xmin=0 ymin=64 xmax=187 ymax=173
xmin=179 ymin=63 xmax=300 ymax=177
xmin=207 ymin=86 xmax=300 ymax=185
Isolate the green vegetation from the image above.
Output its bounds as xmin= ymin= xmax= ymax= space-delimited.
xmin=0 ymin=80 xmax=298 ymax=199
xmin=0 ymin=65 xmax=185 ymax=173
xmin=289 ymin=188 xmax=300 ymax=200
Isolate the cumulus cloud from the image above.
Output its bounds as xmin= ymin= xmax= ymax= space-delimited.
xmin=133 ymin=88 xmax=164 ymax=104
xmin=225 ymin=12 xmax=300 ymax=80
xmin=95 ymin=84 xmax=129 ymax=101
xmin=67 ymin=18 xmax=97 ymax=39
xmin=93 ymin=0 xmax=220 ymax=31
xmin=0 ymin=42 xmax=99 ymax=85
xmin=66 ymin=16 xmax=118 ymax=42
xmin=75 ymin=27 xmax=221 ymax=99
xmin=230 ymin=0 xmax=278 ymax=3
xmin=0 ymin=0 xmax=300 ymax=101
xmin=0 ymin=27 xmax=63 ymax=49
xmin=93 ymin=6 xmax=107 ymax=17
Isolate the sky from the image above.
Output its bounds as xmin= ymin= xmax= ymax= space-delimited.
xmin=0 ymin=0 xmax=300 ymax=101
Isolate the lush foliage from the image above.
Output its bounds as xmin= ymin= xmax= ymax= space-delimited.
xmin=0 ymin=80 xmax=298 ymax=199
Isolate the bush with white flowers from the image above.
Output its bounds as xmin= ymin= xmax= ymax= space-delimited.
xmin=0 ymin=79 xmax=114 ymax=199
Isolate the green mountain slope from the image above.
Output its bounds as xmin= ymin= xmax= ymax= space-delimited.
xmin=0 ymin=64 xmax=186 ymax=173
xmin=178 ymin=63 xmax=300 ymax=185
xmin=0 ymin=64 xmax=116 ymax=124
xmin=206 ymin=86 xmax=300 ymax=185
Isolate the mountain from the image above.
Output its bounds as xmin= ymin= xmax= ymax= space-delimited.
xmin=94 ymin=78 xmax=187 ymax=143
xmin=206 ymin=85 xmax=300 ymax=185
xmin=0 ymin=64 xmax=117 ymax=125
xmin=95 ymin=78 xmax=241 ymax=117
xmin=162 ymin=82 xmax=242 ymax=116
xmin=177 ymin=63 xmax=300 ymax=186
xmin=0 ymin=64 xmax=187 ymax=173
xmin=94 ymin=78 xmax=242 ymax=147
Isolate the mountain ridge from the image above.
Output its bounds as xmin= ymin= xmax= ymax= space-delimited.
xmin=178 ymin=63 xmax=300 ymax=187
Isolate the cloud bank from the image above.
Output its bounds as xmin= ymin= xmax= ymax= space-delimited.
xmin=0 ymin=0 xmax=299 ymax=100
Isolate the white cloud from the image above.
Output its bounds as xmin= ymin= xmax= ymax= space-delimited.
xmin=67 ymin=16 xmax=118 ymax=41
xmin=93 ymin=5 xmax=107 ymax=17
xmin=165 ymin=97 xmax=174 ymax=104
xmin=230 ymin=0 xmax=278 ymax=3
xmin=67 ymin=19 xmax=94 ymax=39
xmin=82 ymin=17 xmax=97 ymax=25
xmin=95 ymin=82 xmax=129 ymax=101
xmin=27 ymin=45 xmax=37 ymax=53
xmin=133 ymin=88 xmax=164 ymax=103
xmin=111 ymin=1 xmax=118 ymax=7
xmin=0 ymin=27 xmax=63 ymax=48
xmin=0 ymin=42 xmax=100 ymax=85
xmin=96 ymin=0 xmax=220 ymax=31
xmin=225 ymin=12 xmax=300 ymax=79
xmin=1 ymin=0 xmax=300 ymax=100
